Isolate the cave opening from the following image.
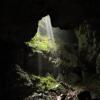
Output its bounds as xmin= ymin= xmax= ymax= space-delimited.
xmin=1 ymin=1 xmax=100 ymax=100
xmin=24 ymin=14 xmax=100 ymax=99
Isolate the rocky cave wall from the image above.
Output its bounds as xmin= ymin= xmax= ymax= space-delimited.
xmin=0 ymin=0 xmax=100 ymax=43
xmin=0 ymin=0 xmax=100 ymax=99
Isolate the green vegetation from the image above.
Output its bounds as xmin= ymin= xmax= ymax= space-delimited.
xmin=30 ymin=74 xmax=60 ymax=91
xmin=26 ymin=22 xmax=100 ymax=92
xmin=26 ymin=32 xmax=57 ymax=52
xmin=25 ymin=29 xmax=78 ymax=71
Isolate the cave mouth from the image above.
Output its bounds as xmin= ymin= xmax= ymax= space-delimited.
xmin=26 ymin=15 xmax=60 ymax=76
xmin=26 ymin=14 xmax=80 ymax=78
xmin=1 ymin=14 xmax=100 ymax=100
xmin=37 ymin=15 xmax=57 ymax=75
xmin=1 ymin=1 xmax=100 ymax=99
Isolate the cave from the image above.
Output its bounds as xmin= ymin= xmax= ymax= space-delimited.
xmin=0 ymin=0 xmax=100 ymax=100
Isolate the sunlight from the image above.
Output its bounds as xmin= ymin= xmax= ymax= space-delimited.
xmin=37 ymin=15 xmax=57 ymax=75
xmin=37 ymin=15 xmax=57 ymax=51
xmin=42 ymin=15 xmax=55 ymax=42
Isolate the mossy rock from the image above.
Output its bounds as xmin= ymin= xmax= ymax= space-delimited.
xmin=30 ymin=74 xmax=60 ymax=92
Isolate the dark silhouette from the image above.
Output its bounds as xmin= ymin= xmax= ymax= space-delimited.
xmin=77 ymin=91 xmax=91 ymax=100
xmin=77 ymin=91 xmax=100 ymax=100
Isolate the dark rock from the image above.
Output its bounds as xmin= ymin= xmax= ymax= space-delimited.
xmin=60 ymin=94 xmax=66 ymax=100
xmin=77 ymin=90 xmax=91 ymax=100
xmin=0 ymin=0 xmax=100 ymax=99
xmin=0 ymin=0 xmax=48 ymax=43
xmin=0 ymin=0 xmax=100 ymax=44
xmin=77 ymin=90 xmax=100 ymax=100
xmin=93 ymin=99 xmax=100 ymax=100
xmin=65 ymin=67 xmax=82 ymax=84
xmin=24 ymin=51 xmax=56 ymax=75
xmin=5 ymin=64 xmax=33 ymax=100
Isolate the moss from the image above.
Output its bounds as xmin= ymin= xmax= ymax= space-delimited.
xmin=26 ymin=32 xmax=57 ymax=52
xmin=30 ymin=74 xmax=59 ymax=91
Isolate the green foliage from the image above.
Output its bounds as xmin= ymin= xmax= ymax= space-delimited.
xmin=26 ymin=30 xmax=78 ymax=71
xmin=39 ymin=75 xmax=58 ymax=90
xmin=26 ymin=32 xmax=57 ymax=52
xmin=30 ymin=74 xmax=59 ymax=91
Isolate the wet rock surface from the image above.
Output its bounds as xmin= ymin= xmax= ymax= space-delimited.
xmin=24 ymin=87 xmax=78 ymax=100
xmin=25 ymin=90 xmax=100 ymax=100
xmin=24 ymin=76 xmax=100 ymax=100
xmin=24 ymin=82 xmax=100 ymax=100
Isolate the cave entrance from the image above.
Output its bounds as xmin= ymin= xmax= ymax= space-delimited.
xmin=26 ymin=15 xmax=59 ymax=76
xmin=26 ymin=15 xmax=77 ymax=81
xmin=37 ymin=15 xmax=58 ymax=75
